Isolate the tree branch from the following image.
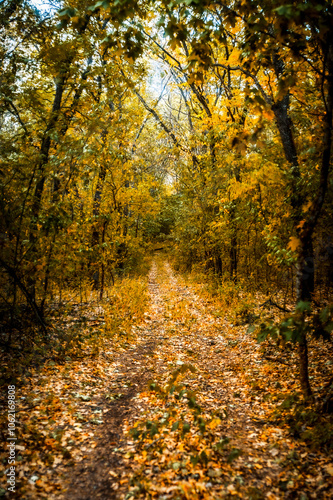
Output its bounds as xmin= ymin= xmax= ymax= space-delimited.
xmin=214 ymin=63 xmax=273 ymax=105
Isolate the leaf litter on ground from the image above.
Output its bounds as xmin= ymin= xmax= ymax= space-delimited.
xmin=1 ymin=255 xmax=332 ymax=499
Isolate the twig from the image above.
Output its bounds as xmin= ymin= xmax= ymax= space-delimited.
xmin=262 ymin=355 xmax=292 ymax=366
xmin=259 ymin=298 xmax=291 ymax=312
xmin=15 ymin=403 xmax=42 ymax=413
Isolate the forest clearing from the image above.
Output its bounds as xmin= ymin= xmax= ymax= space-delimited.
xmin=1 ymin=0 xmax=333 ymax=498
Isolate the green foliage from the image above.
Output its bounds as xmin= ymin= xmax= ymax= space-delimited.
xmin=264 ymin=233 xmax=296 ymax=266
xmin=255 ymin=304 xmax=333 ymax=344
xmin=274 ymin=399 xmax=333 ymax=452
xmin=143 ymin=194 xmax=180 ymax=242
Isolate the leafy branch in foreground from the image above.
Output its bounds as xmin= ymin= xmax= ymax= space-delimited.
xmin=253 ymin=302 xmax=333 ymax=345
xmin=249 ymin=302 xmax=333 ymax=409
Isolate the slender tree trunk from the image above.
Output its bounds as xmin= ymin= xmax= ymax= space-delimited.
xmin=296 ymin=237 xmax=315 ymax=303
xmin=297 ymin=38 xmax=333 ymax=401
xmin=40 ymin=235 xmax=56 ymax=315
xmin=269 ymin=45 xmax=314 ymax=398
xmin=230 ymin=234 xmax=237 ymax=281
xmin=99 ymin=220 xmax=107 ymax=300
xmin=228 ymin=199 xmax=238 ymax=282
xmin=273 ymin=97 xmax=313 ymax=398
xmin=91 ymin=163 xmax=107 ymax=290
xmin=215 ymin=255 xmax=222 ymax=276
xmin=296 ymin=240 xmax=313 ymax=398
xmin=31 ymin=75 xmax=66 ymax=225
xmin=271 ymin=35 xmax=333 ymax=400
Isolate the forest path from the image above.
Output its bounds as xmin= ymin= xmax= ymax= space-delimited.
xmin=62 ymin=256 xmax=332 ymax=499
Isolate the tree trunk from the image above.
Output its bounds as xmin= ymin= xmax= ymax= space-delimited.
xmin=296 ymin=37 xmax=333 ymax=400
xmin=91 ymin=164 xmax=107 ymax=290
xmin=273 ymin=94 xmax=313 ymax=399
xmin=296 ymin=237 xmax=315 ymax=303
xmin=229 ymin=203 xmax=238 ymax=282
xmin=296 ymin=244 xmax=313 ymax=399
xmin=230 ymin=235 xmax=237 ymax=281
xmin=215 ymin=255 xmax=223 ymax=276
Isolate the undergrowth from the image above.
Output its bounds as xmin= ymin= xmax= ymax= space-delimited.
xmin=178 ymin=265 xmax=259 ymax=325
xmin=104 ymin=277 xmax=149 ymax=340
xmin=0 ymin=262 xmax=151 ymax=389
xmin=271 ymin=397 xmax=333 ymax=452
xmin=170 ymin=259 xmax=333 ymax=455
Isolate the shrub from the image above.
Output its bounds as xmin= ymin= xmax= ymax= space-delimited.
xmin=104 ymin=277 xmax=149 ymax=339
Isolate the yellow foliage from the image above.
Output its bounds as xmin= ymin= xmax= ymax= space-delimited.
xmin=104 ymin=277 xmax=149 ymax=339
xmin=228 ymin=160 xmax=282 ymax=201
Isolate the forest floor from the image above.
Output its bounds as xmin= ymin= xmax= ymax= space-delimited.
xmin=1 ymin=255 xmax=333 ymax=499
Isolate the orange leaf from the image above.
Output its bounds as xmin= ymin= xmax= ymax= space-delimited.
xmin=287 ymin=237 xmax=301 ymax=252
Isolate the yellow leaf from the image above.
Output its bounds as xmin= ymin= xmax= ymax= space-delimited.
xmin=207 ymin=418 xmax=221 ymax=430
xmin=287 ymin=236 xmax=301 ymax=252
xmin=325 ymin=465 xmax=333 ymax=476
xmin=263 ymin=109 xmax=275 ymax=120
xmin=302 ymin=200 xmax=313 ymax=212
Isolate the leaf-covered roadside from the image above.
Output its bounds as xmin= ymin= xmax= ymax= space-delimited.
xmin=0 ymin=276 xmax=151 ymax=498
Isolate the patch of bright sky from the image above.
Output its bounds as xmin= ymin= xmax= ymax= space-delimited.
xmin=28 ymin=0 xmax=60 ymax=15
xmin=147 ymin=59 xmax=169 ymax=98
xmin=29 ymin=0 xmax=168 ymax=105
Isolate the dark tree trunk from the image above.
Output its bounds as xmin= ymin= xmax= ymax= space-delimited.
xmin=230 ymin=235 xmax=237 ymax=281
xmin=297 ymin=37 xmax=333 ymax=401
xmin=272 ymin=94 xmax=299 ymax=170
xmin=229 ymin=202 xmax=238 ymax=282
xmin=272 ymin=35 xmax=333 ymax=400
xmin=99 ymin=220 xmax=107 ymax=300
xmin=215 ymin=255 xmax=223 ymax=276
xmin=270 ymin=63 xmax=313 ymax=400
xmin=91 ymin=164 xmax=107 ymax=291
xmin=31 ymin=76 xmax=66 ymax=225
xmin=296 ymin=242 xmax=313 ymax=399
xmin=296 ymin=237 xmax=315 ymax=303
xmin=273 ymin=94 xmax=313 ymax=399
